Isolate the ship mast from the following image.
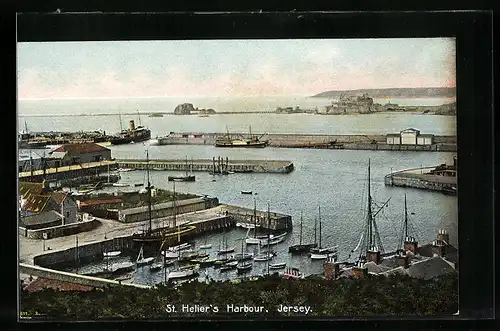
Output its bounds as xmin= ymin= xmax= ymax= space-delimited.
xmin=119 ymin=113 xmax=123 ymax=132
xmin=299 ymin=211 xmax=303 ymax=246
xmin=253 ymin=197 xmax=257 ymax=238
xmin=318 ymin=206 xmax=322 ymax=249
xmin=367 ymin=158 xmax=373 ymax=251
xmin=404 ymin=193 xmax=408 ymax=239
xmin=146 ymin=149 xmax=152 ymax=234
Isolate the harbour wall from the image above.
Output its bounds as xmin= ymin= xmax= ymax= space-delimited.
xmin=19 ymin=263 xmax=151 ymax=289
xmin=33 ymin=235 xmax=136 ymax=267
xmin=220 ymin=204 xmax=293 ymax=231
xmin=384 ymin=167 xmax=457 ymax=192
xmin=19 ymin=217 xmax=101 ymax=240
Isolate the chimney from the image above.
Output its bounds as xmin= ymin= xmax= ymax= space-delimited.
xmin=395 ymin=251 xmax=410 ymax=268
xmin=431 ymin=239 xmax=446 ymax=257
xmin=436 ymin=229 xmax=450 ymax=244
xmin=129 ymin=120 xmax=135 ymax=131
xmin=351 ymin=265 xmax=368 ymax=279
xmin=323 ymin=260 xmax=340 ymax=280
xmin=403 ymin=236 xmax=419 ymax=254
xmin=366 ymin=250 xmax=381 ymax=264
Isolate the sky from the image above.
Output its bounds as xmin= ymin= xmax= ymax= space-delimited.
xmin=17 ymin=38 xmax=456 ymax=99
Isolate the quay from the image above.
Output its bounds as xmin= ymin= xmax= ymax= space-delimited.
xmin=116 ymin=158 xmax=295 ymax=174
xmin=20 ymin=204 xmax=292 ymax=268
xmin=384 ymin=167 xmax=457 ymax=193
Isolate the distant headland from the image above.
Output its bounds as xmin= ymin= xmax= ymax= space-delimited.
xmin=310 ymin=87 xmax=456 ymax=99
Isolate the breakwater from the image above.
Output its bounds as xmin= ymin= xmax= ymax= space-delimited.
xmin=152 ymin=132 xmax=456 ymax=152
xmin=116 ymin=158 xmax=295 ymax=174
xmin=384 ymin=167 xmax=457 ymax=193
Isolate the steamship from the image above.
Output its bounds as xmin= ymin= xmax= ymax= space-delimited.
xmin=110 ymin=119 xmax=151 ymax=145
xmin=215 ymin=126 xmax=269 ymax=148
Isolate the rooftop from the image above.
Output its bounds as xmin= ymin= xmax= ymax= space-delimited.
xmin=51 ymin=143 xmax=110 ymax=155
xmin=406 ymin=256 xmax=457 ymax=280
xmin=20 ymin=210 xmax=62 ymax=227
xmin=23 ymin=277 xmax=95 ymax=292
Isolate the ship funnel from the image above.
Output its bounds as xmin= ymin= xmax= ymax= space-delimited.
xmin=129 ymin=120 xmax=136 ymax=131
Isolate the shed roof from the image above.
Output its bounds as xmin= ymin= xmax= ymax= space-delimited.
xmin=400 ymin=128 xmax=420 ymax=134
xmin=20 ymin=210 xmax=62 ymax=227
xmin=386 ymin=134 xmax=400 ymax=137
xmin=51 ymin=143 xmax=110 ymax=155
xmin=23 ymin=277 xmax=95 ymax=292
xmin=120 ymin=197 xmax=205 ymax=216
xmin=19 ymin=182 xmax=45 ymax=198
xmin=363 ymin=261 xmax=392 ymax=274
xmin=379 ymin=266 xmax=408 ymax=277
xmin=407 ymin=256 xmax=456 ymax=280
xmin=49 ymin=151 xmax=69 ymax=160
xmin=22 ymin=194 xmax=52 ymax=213
xmin=80 ymin=198 xmax=123 ymax=207
xmin=418 ymin=134 xmax=435 ymax=137
xmin=418 ymin=243 xmax=458 ymax=265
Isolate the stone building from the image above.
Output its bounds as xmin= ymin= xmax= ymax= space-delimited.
xmin=19 ymin=181 xmax=79 ymax=226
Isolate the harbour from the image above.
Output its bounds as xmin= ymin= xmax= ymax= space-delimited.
xmin=19 ymin=139 xmax=458 ymax=286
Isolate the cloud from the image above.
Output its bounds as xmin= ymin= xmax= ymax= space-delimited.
xmin=17 ymin=39 xmax=456 ymax=99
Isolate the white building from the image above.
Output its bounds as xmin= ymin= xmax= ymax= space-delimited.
xmin=386 ymin=128 xmax=434 ymax=146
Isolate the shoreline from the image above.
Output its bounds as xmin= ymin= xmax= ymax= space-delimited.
xmin=18 ymin=110 xmax=456 ymax=117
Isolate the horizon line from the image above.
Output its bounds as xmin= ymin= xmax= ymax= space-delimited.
xmin=18 ymin=86 xmax=457 ymax=101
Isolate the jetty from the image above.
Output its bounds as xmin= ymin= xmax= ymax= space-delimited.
xmin=116 ymin=158 xmax=294 ymax=174
xmin=384 ymin=167 xmax=457 ymax=194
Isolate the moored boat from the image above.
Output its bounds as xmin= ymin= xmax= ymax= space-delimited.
xmin=217 ymin=247 xmax=235 ymax=254
xmin=236 ymin=261 xmax=253 ymax=273
xmin=269 ymin=262 xmax=286 ymax=270
xmin=136 ymin=246 xmax=155 ymax=266
xmin=103 ymin=251 xmax=121 ymax=257
xmin=220 ymin=260 xmax=238 ymax=272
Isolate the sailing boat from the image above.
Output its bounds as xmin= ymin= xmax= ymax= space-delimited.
xmin=168 ymin=156 xmax=196 ymax=182
xmin=217 ymin=227 xmax=235 ymax=254
xmin=260 ymin=206 xmax=288 ymax=247
xmin=132 ymin=150 xmax=196 ymax=246
xmin=245 ymin=198 xmax=262 ymax=245
xmin=136 ymin=245 xmax=155 ymax=267
xmin=167 ymin=189 xmax=199 ymax=280
xmin=310 ymin=206 xmax=337 ymax=260
xmin=288 ymin=211 xmax=318 ymax=253
xmin=236 ymin=237 xmax=253 ymax=273
xmin=234 ymin=236 xmax=254 ymax=261
xmin=350 ymin=159 xmax=388 ymax=265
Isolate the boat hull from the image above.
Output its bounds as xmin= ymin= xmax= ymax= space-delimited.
xmin=288 ymin=243 xmax=318 ymax=254
xmin=168 ymin=175 xmax=196 ymax=182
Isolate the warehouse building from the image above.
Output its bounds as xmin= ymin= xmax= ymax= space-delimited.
xmin=386 ymin=128 xmax=434 ymax=146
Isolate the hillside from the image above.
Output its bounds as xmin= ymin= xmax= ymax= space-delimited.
xmin=311 ymin=87 xmax=456 ymax=99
